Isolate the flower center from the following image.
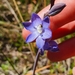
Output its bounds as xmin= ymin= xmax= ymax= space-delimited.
xmin=36 ymin=25 xmax=43 ymax=34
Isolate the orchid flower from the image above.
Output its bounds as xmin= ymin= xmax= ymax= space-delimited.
xmin=22 ymin=1 xmax=66 ymax=75
xmin=23 ymin=13 xmax=58 ymax=54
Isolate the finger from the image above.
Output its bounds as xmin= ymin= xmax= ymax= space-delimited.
xmin=52 ymin=21 xmax=75 ymax=40
xmin=22 ymin=28 xmax=31 ymax=40
xmin=47 ymin=37 xmax=75 ymax=62
xmin=73 ymin=67 xmax=75 ymax=75
xmin=22 ymin=20 xmax=75 ymax=40
xmin=38 ymin=0 xmax=75 ymax=31
xmin=22 ymin=0 xmax=75 ymax=39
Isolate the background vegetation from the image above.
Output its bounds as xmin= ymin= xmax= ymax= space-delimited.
xmin=0 ymin=0 xmax=75 ymax=75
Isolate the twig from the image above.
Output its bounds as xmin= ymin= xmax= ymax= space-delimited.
xmin=3 ymin=0 xmax=20 ymax=23
xmin=3 ymin=0 xmax=22 ymax=29
xmin=1 ymin=14 xmax=10 ymax=22
xmin=0 ymin=21 xmax=20 ymax=29
xmin=43 ymin=0 xmax=46 ymax=7
xmin=12 ymin=0 xmax=36 ymax=61
xmin=12 ymin=0 xmax=24 ymax=22
xmin=3 ymin=0 xmax=35 ymax=61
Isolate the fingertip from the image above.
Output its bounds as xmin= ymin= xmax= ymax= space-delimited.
xmin=22 ymin=28 xmax=31 ymax=40
xmin=73 ymin=67 xmax=75 ymax=75
xmin=50 ymin=0 xmax=75 ymax=30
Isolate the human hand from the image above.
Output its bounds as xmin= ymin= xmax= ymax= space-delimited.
xmin=73 ymin=67 xmax=75 ymax=75
xmin=22 ymin=0 xmax=75 ymax=61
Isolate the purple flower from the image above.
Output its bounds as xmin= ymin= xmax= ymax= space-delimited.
xmin=41 ymin=40 xmax=59 ymax=55
xmin=23 ymin=13 xmax=59 ymax=55
xmin=23 ymin=13 xmax=52 ymax=49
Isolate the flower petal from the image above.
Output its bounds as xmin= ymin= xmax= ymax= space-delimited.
xmin=22 ymin=22 xmax=31 ymax=27
xmin=42 ymin=29 xmax=52 ymax=39
xmin=42 ymin=17 xmax=50 ymax=29
xmin=32 ymin=18 xmax=42 ymax=27
xmin=44 ymin=40 xmax=59 ymax=52
xmin=22 ymin=22 xmax=35 ymax=32
xmin=31 ymin=13 xmax=41 ymax=22
xmin=36 ymin=36 xmax=45 ymax=49
xmin=43 ymin=41 xmax=50 ymax=50
xmin=26 ymin=31 xmax=39 ymax=43
xmin=48 ymin=40 xmax=59 ymax=52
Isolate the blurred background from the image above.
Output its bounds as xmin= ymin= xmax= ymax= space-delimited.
xmin=0 ymin=0 xmax=75 ymax=75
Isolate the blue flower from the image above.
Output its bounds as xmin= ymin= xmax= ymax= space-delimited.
xmin=23 ymin=13 xmax=52 ymax=50
xmin=40 ymin=40 xmax=59 ymax=55
xmin=23 ymin=13 xmax=59 ymax=55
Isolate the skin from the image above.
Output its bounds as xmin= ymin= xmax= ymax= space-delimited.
xmin=22 ymin=0 xmax=75 ymax=73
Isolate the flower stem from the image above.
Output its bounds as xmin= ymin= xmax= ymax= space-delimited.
xmin=33 ymin=49 xmax=40 ymax=75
